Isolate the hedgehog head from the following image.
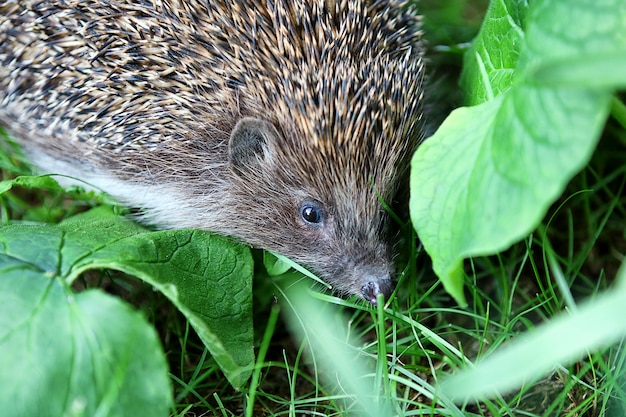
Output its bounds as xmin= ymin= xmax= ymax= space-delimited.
xmin=214 ymin=0 xmax=425 ymax=303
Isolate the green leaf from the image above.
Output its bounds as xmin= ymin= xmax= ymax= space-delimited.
xmin=410 ymin=0 xmax=624 ymax=304
xmin=460 ymin=0 xmax=529 ymax=105
xmin=263 ymin=251 xmax=292 ymax=276
xmin=528 ymin=52 xmax=626 ymax=90
xmin=0 ymin=175 xmax=66 ymax=195
xmin=437 ymin=282 xmax=626 ymax=402
xmin=0 ymin=271 xmax=171 ymax=417
xmin=0 ymin=206 xmax=254 ymax=389
xmin=267 ymin=251 xmax=330 ymax=288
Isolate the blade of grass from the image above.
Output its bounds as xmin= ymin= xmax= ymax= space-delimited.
xmin=245 ymin=304 xmax=280 ymax=417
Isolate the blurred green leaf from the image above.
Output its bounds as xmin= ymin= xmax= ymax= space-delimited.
xmin=281 ymin=279 xmax=393 ymax=417
xmin=0 ymin=175 xmax=66 ymax=195
xmin=0 ymin=272 xmax=171 ymax=417
xmin=263 ymin=251 xmax=291 ymax=276
xmin=528 ymin=52 xmax=626 ymax=89
xmin=438 ymin=281 xmax=626 ymax=401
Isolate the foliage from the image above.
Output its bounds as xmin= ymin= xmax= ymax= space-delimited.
xmin=411 ymin=0 xmax=625 ymax=304
xmin=0 ymin=196 xmax=254 ymax=415
xmin=410 ymin=0 xmax=626 ymax=405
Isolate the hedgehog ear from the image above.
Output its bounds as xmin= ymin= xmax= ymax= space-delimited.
xmin=229 ymin=117 xmax=278 ymax=176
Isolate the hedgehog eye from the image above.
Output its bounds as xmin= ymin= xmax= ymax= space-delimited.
xmin=300 ymin=202 xmax=325 ymax=225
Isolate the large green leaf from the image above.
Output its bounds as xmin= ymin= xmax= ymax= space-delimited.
xmin=410 ymin=0 xmax=624 ymax=304
xmin=0 ymin=271 xmax=171 ymax=417
xmin=0 ymin=206 xmax=254 ymax=391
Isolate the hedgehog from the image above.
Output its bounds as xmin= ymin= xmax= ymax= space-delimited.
xmin=0 ymin=0 xmax=425 ymax=303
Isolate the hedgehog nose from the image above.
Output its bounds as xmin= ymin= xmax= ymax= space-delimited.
xmin=361 ymin=278 xmax=394 ymax=305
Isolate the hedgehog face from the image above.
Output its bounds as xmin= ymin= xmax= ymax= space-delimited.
xmin=228 ymin=116 xmax=397 ymax=303
xmin=292 ymin=194 xmax=396 ymax=304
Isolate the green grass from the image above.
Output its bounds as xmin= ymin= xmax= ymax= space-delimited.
xmin=2 ymin=0 xmax=626 ymax=416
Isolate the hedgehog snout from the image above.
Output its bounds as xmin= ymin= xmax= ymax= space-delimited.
xmin=361 ymin=275 xmax=394 ymax=305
